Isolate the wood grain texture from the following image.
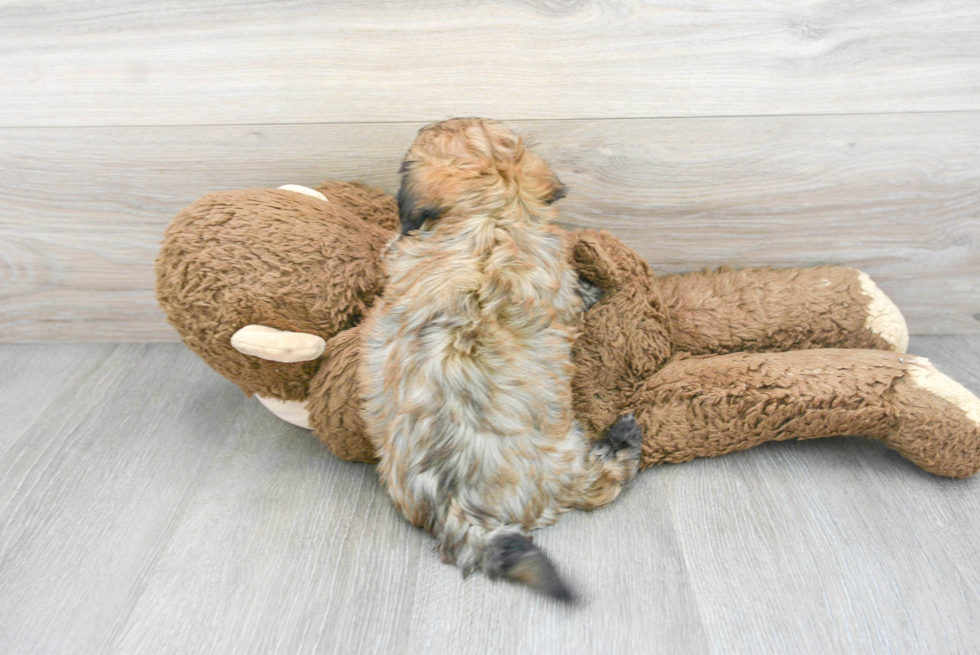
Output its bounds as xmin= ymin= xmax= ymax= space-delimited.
xmin=2 ymin=113 xmax=978 ymax=341
xmin=1 ymin=0 xmax=980 ymax=126
xmin=401 ymin=466 xmax=711 ymax=655
xmin=666 ymin=439 xmax=980 ymax=654
xmin=663 ymin=335 xmax=980 ymax=654
xmin=0 ymin=338 xmax=979 ymax=654
xmin=0 ymin=344 xmax=245 ymax=653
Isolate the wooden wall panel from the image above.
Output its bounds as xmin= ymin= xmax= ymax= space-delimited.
xmin=1 ymin=113 xmax=977 ymax=341
xmin=1 ymin=0 xmax=979 ymax=126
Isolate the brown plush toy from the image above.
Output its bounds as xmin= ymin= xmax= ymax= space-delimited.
xmin=156 ymin=181 xmax=980 ymax=479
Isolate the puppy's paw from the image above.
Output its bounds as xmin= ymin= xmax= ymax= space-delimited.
xmin=601 ymin=413 xmax=643 ymax=453
xmin=580 ymin=414 xmax=643 ymax=509
xmin=591 ymin=414 xmax=643 ymax=469
xmin=576 ymin=276 xmax=604 ymax=311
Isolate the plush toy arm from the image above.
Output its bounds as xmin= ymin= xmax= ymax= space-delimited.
xmin=306 ymin=326 xmax=379 ymax=463
xmin=659 ymin=266 xmax=909 ymax=356
xmin=630 ymin=349 xmax=980 ymax=478
xmin=564 ymin=230 xmax=675 ymax=436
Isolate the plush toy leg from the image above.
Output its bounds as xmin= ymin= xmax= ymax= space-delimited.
xmin=659 ymin=266 xmax=909 ymax=355
xmin=632 ymin=349 xmax=980 ymax=478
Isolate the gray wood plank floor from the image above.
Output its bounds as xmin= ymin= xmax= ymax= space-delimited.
xmin=1 ymin=337 xmax=978 ymax=654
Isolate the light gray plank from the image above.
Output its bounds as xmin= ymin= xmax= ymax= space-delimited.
xmin=857 ymin=339 xmax=980 ymax=653
xmin=662 ymin=336 xmax=980 ymax=654
xmin=0 ymin=344 xmax=247 ymax=654
xmin=402 ymin=470 xmax=710 ymax=655
xmin=666 ymin=441 xmax=980 ymax=654
xmin=0 ymin=343 xmax=115 ymax=440
xmin=107 ymin=406 xmax=422 ymax=655
xmin=1 ymin=0 xmax=979 ymax=126
xmin=2 ymin=113 xmax=979 ymax=341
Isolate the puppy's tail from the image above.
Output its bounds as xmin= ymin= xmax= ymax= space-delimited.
xmin=481 ymin=530 xmax=574 ymax=603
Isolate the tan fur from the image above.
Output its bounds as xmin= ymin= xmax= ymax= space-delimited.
xmin=359 ymin=119 xmax=637 ymax=580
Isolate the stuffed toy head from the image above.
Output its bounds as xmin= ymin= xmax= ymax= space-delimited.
xmin=156 ymin=182 xmax=396 ymax=402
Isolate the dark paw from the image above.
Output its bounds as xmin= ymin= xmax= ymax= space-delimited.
xmin=599 ymin=413 xmax=643 ymax=454
xmin=576 ymin=276 xmax=604 ymax=311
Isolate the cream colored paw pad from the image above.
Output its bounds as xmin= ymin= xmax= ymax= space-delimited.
xmin=857 ymin=271 xmax=909 ymax=353
xmin=908 ymin=357 xmax=980 ymax=425
xmin=256 ymin=395 xmax=313 ymax=429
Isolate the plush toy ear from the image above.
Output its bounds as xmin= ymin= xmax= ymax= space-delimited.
xmin=568 ymin=230 xmax=623 ymax=292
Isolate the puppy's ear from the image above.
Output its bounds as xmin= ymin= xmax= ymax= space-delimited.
xmin=546 ymin=180 xmax=568 ymax=205
xmin=397 ymin=165 xmax=442 ymax=235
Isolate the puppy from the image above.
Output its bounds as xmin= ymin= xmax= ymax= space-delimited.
xmin=359 ymin=118 xmax=641 ymax=601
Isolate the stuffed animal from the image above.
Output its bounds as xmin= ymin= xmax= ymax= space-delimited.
xmin=156 ymin=181 xmax=980 ymax=478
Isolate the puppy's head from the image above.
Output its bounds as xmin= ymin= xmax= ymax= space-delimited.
xmin=397 ymin=118 xmax=566 ymax=235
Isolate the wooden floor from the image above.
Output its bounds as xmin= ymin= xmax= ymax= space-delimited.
xmin=1 ymin=336 xmax=978 ymax=655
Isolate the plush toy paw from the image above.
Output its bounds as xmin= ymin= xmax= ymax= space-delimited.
xmin=881 ymin=355 xmax=980 ymax=478
xmin=855 ymin=270 xmax=910 ymax=353
xmin=230 ymin=325 xmax=327 ymax=363
xmin=906 ymin=357 xmax=980 ymax=424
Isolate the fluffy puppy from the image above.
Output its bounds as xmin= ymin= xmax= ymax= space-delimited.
xmin=359 ymin=118 xmax=641 ymax=601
